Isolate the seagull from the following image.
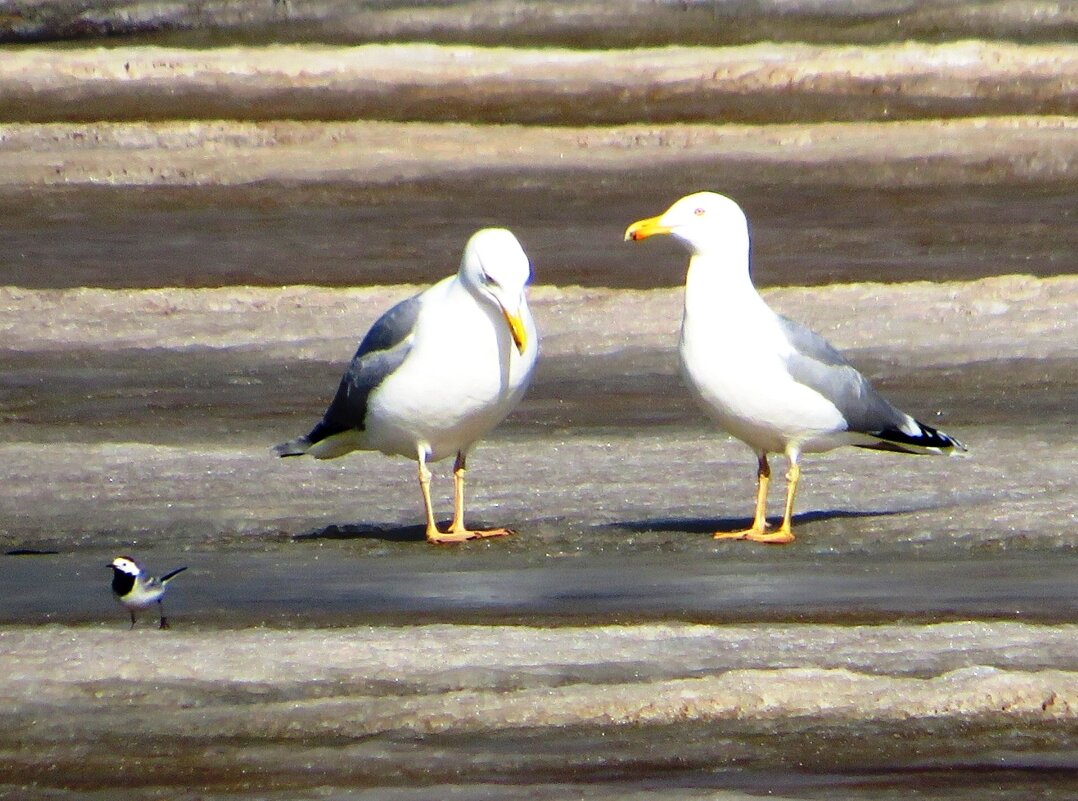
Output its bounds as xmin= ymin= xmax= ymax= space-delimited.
xmin=625 ymin=191 xmax=966 ymax=544
xmin=275 ymin=228 xmax=539 ymax=544
xmin=108 ymin=556 xmax=187 ymax=629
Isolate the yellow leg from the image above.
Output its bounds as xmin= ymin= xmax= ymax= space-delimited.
xmin=772 ymin=461 xmax=800 ymax=544
xmin=428 ymin=451 xmax=513 ymax=544
xmin=449 ymin=451 xmax=467 ymax=533
xmin=714 ymin=453 xmax=770 ymax=540
xmin=715 ymin=453 xmax=796 ymax=544
xmin=417 ymin=450 xmax=441 ymax=542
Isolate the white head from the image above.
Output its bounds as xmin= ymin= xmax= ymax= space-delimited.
xmin=458 ymin=228 xmax=533 ymax=354
xmin=624 ymin=191 xmax=750 ymax=259
xmin=109 ymin=556 xmax=142 ymax=576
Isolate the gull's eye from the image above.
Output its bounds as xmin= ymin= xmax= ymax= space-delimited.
xmin=693 ymin=207 xmax=706 ymax=216
xmin=481 ymin=272 xmax=496 ymax=286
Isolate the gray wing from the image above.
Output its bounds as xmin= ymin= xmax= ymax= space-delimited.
xmin=777 ymin=315 xmax=908 ymax=434
xmin=306 ymin=294 xmax=423 ymax=444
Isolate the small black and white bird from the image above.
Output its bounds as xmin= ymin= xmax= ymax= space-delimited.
xmin=625 ymin=191 xmax=966 ymax=544
xmin=108 ymin=556 xmax=187 ymax=629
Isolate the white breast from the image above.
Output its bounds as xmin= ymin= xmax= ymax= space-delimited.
xmin=679 ymin=263 xmax=845 ymax=455
xmin=365 ymin=281 xmax=537 ymax=461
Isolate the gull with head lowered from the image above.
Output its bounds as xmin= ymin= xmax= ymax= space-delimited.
xmin=625 ymin=192 xmax=965 ymax=544
xmin=276 ymin=228 xmax=539 ymax=544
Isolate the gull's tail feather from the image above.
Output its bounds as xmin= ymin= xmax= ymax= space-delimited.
xmin=275 ymin=420 xmax=363 ymax=460
xmin=160 ymin=566 xmax=188 ymax=583
xmin=861 ymin=418 xmax=967 ymax=456
xmin=274 ymin=435 xmax=312 ymax=458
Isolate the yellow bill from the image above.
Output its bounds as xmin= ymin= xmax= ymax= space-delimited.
xmin=501 ymin=308 xmax=528 ymax=354
xmin=624 ymin=215 xmax=672 ymax=242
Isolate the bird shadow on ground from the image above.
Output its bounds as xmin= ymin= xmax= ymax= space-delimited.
xmin=290 ymin=521 xmax=511 ymax=543
xmin=292 ymin=523 xmax=428 ymax=543
xmin=608 ymin=507 xmax=920 ymax=536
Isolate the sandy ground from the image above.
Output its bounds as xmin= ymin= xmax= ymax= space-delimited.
xmin=0 ymin=274 xmax=1075 ymax=552
xmin=0 ymin=622 xmax=1075 ymax=797
xmin=0 ymin=276 xmax=1074 ymax=796
xmin=1 ymin=42 xmax=1073 ymax=124
xmin=1 ymin=117 xmax=1075 ymax=189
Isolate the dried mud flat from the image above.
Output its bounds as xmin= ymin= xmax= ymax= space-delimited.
xmin=1 ymin=130 xmax=1076 ymax=799
xmin=2 ymin=10 xmax=1076 ymax=797
xmin=0 ymin=275 xmax=1075 ymax=555
xmin=2 ymin=276 xmax=1076 ymax=798
xmin=1 ymin=40 xmax=1074 ymax=125
xmin=1 ymin=622 xmax=1076 ymax=800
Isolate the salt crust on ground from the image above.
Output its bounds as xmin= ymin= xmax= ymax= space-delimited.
xmin=1 ymin=275 xmax=1074 ymax=362
xmin=4 ymin=41 xmax=1072 ymax=93
xmin=2 ymin=622 xmax=1074 ymax=734
xmin=0 ymin=118 xmax=1074 ymax=187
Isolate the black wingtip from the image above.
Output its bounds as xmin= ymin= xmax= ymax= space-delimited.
xmin=273 ymin=436 xmax=311 ymax=457
xmin=869 ymin=419 xmax=966 ymax=454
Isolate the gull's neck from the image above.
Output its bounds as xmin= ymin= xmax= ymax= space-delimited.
xmin=682 ymin=245 xmax=768 ymax=330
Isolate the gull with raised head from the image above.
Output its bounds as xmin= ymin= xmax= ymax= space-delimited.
xmin=626 ymin=192 xmax=965 ymax=544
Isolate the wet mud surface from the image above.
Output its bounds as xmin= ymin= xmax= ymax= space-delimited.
xmin=0 ymin=178 xmax=1074 ymax=290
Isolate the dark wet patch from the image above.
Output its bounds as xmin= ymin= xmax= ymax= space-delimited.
xmin=1 ymin=348 xmax=1073 ymax=448
xmin=0 ymin=180 xmax=1073 ymax=290
xmin=5 ymin=0 xmax=1075 ymax=47
xmin=5 ymin=81 xmax=1074 ymax=127
xmin=3 ymin=549 xmax=1076 ymax=627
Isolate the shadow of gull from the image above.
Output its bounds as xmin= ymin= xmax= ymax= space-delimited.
xmin=292 ymin=523 xmax=427 ymax=543
xmin=291 ymin=520 xmax=511 ymax=543
xmin=609 ymin=507 xmax=921 ymax=535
